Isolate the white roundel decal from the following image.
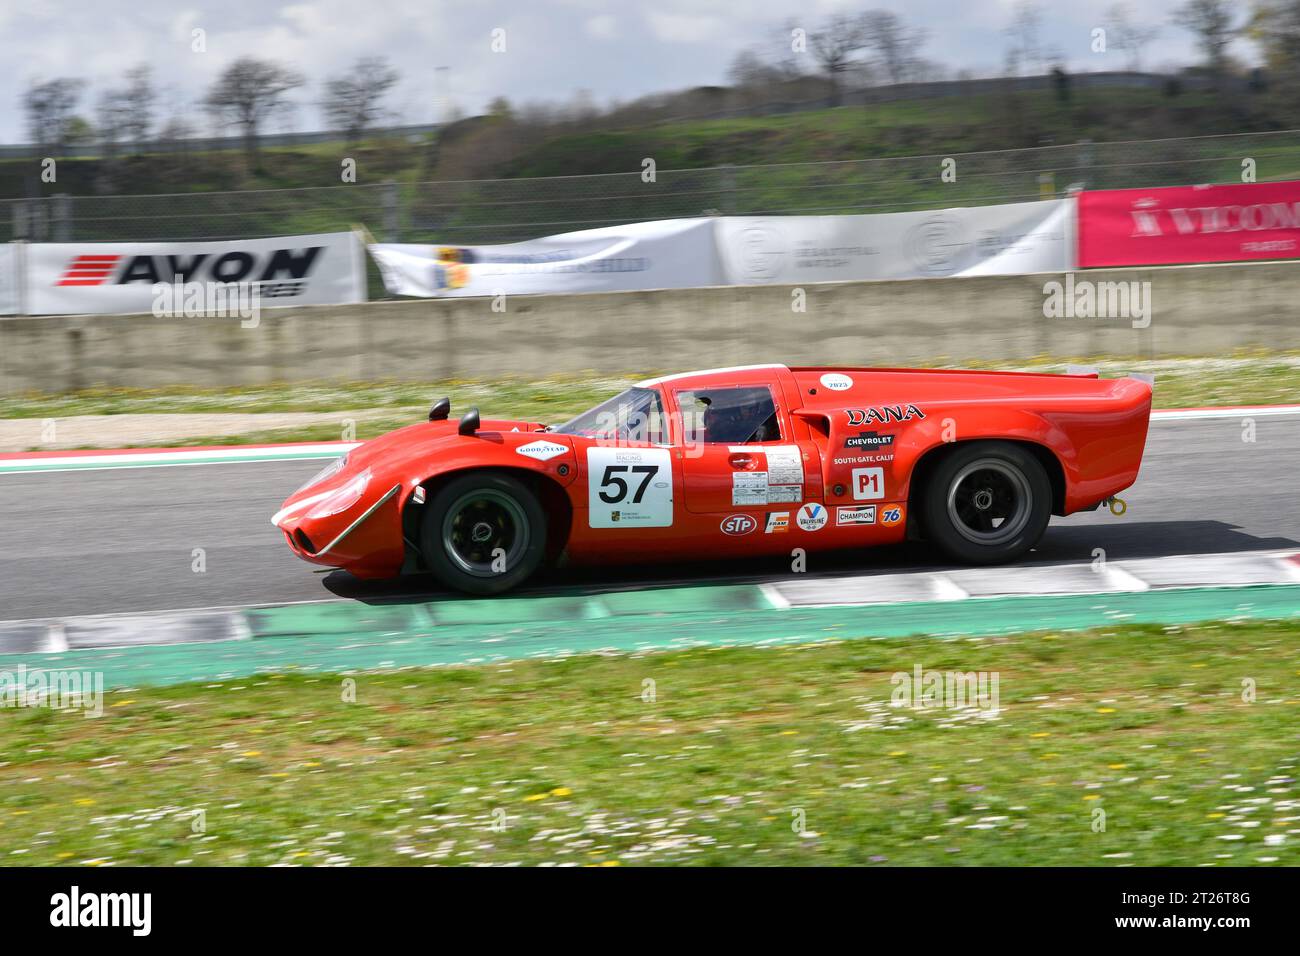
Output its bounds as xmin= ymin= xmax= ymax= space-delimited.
xmin=820 ymin=373 xmax=853 ymax=391
xmin=796 ymin=503 xmax=828 ymax=532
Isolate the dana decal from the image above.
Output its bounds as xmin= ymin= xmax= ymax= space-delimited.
xmin=720 ymin=514 xmax=757 ymax=536
xmin=845 ymin=405 xmax=924 ymax=427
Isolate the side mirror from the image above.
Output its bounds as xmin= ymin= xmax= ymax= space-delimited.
xmin=458 ymin=407 xmax=480 ymax=436
xmin=428 ymin=397 xmax=451 ymax=421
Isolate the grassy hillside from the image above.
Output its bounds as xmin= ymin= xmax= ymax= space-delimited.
xmin=6 ymin=86 xmax=1300 ymax=245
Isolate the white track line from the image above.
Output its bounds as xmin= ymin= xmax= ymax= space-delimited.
xmin=1152 ymin=405 xmax=1300 ymax=421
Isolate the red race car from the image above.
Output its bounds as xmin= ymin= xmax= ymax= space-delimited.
xmin=272 ymin=365 xmax=1152 ymax=595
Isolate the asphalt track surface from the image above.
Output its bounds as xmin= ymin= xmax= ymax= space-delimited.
xmin=1 ymin=417 xmax=1298 ymax=622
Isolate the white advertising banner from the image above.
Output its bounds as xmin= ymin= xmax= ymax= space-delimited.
xmin=716 ymin=199 xmax=1076 ymax=284
xmin=0 ymin=243 xmax=16 ymax=315
xmin=25 ymin=232 xmax=366 ymax=315
xmin=369 ymin=218 xmax=723 ymax=298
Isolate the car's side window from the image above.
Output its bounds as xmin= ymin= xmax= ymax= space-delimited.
xmin=675 ymin=386 xmax=781 ymax=445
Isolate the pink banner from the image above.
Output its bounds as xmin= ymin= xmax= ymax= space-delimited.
xmin=1078 ymin=180 xmax=1300 ymax=267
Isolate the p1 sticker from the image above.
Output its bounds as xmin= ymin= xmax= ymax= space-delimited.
xmin=851 ymin=466 xmax=885 ymax=501
xmin=587 ymin=447 xmax=673 ymax=528
xmin=796 ymin=503 xmax=827 ymax=532
xmin=879 ymin=504 xmax=904 ymax=527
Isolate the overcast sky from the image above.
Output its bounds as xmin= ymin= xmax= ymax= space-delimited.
xmin=0 ymin=0 xmax=1258 ymax=142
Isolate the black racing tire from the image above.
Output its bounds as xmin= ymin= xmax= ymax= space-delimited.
xmin=919 ymin=441 xmax=1051 ymax=565
xmin=420 ymin=472 xmax=547 ymax=595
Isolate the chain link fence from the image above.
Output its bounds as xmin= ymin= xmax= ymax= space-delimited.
xmin=4 ymin=129 xmax=1298 ymax=245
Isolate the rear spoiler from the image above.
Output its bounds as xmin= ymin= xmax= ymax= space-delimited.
xmin=1068 ymin=365 xmax=1155 ymax=388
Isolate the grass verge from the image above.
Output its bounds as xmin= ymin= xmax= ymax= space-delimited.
xmin=2 ymin=355 xmax=1296 ymax=450
xmin=0 ymin=618 xmax=1296 ymax=866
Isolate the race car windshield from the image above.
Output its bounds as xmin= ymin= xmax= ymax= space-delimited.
xmin=550 ymin=387 xmax=666 ymax=443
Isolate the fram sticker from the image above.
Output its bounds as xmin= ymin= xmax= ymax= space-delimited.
xmin=764 ymin=512 xmax=790 ymax=533
xmin=845 ymin=405 xmax=924 ymax=426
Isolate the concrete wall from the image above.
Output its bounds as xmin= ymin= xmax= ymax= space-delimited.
xmin=3 ymin=260 xmax=1298 ymax=395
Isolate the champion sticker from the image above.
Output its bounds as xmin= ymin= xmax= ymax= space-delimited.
xmin=836 ymin=505 xmax=876 ymax=526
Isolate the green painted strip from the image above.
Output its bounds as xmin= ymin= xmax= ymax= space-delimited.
xmin=0 ymin=450 xmax=344 ymax=474
xmin=1 ymin=584 xmax=1295 ymax=690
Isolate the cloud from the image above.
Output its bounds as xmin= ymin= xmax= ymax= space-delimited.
xmin=585 ymin=14 xmax=618 ymax=40
xmin=0 ymin=0 xmax=1255 ymax=144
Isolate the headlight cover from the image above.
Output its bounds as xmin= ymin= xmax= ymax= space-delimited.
xmin=307 ymin=469 xmax=372 ymax=519
xmin=296 ymin=454 xmax=348 ymax=494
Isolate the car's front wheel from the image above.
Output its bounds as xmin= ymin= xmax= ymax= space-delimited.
xmin=919 ymin=441 xmax=1051 ymax=565
xmin=421 ymin=472 xmax=547 ymax=595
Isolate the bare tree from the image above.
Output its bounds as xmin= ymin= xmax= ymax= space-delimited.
xmin=96 ymin=65 xmax=155 ymax=155
xmin=1105 ymin=4 xmax=1161 ymax=72
xmin=808 ymin=13 xmax=870 ymax=105
xmin=96 ymin=88 xmax=128 ymax=156
xmin=322 ymin=56 xmax=400 ymax=144
xmin=120 ymin=65 xmax=155 ymax=146
xmin=1246 ymin=0 xmax=1300 ymax=84
xmin=22 ymin=77 xmax=85 ymax=152
xmin=204 ymin=57 xmax=305 ymax=168
xmin=862 ymin=11 xmax=927 ymax=85
xmin=1173 ymin=0 xmax=1240 ymax=82
xmin=1004 ymin=1 xmax=1047 ymax=76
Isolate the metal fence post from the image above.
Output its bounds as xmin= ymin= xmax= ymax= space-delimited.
xmin=51 ymin=194 xmax=73 ymax=241
xmin=719 ymin=164 xmax=736 ymax=215
xmin=381 ymin=181 xmax=400 ymax=242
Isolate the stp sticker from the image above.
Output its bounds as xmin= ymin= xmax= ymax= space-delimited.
xmin=836 ymin=505 xmax=876 ymax=526
xmin=796 ymin=503 xmax=828 ymax=532
xmin=720 ymin=513 xmax=757 ymax=536
xmin=819 ymin=372 xmax=853 ymax=391
xmin=515 ymin=440 xmax=568 ymax=462
xmin=879 ymin=504 xmax=905 ymax=527
xmin=851 ymin=466 xmax=885 ymax=501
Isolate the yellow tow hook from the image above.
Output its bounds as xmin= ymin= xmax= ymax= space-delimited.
xmin=1105 ymin=496 xmax=1128 ymax=517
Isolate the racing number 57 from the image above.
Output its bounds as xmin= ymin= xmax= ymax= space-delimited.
xmin=598 ymin=464 xmax=657 ymax=504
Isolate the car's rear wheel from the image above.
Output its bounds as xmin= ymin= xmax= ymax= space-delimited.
xmin=421 ymin=472 xmax=546 ymax=595
xmin=919 ymin=442 xmax=1051 ymax=565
